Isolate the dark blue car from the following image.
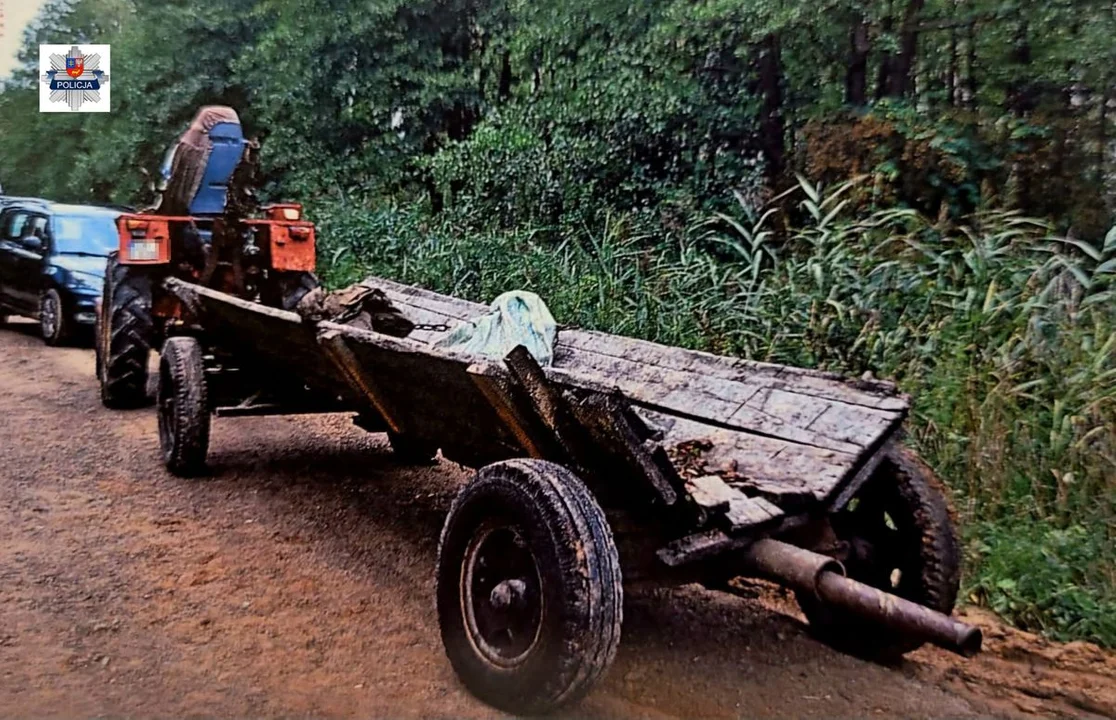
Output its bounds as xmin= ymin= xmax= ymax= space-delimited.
xmin=0 ymin=200 xmax=122 ymax=345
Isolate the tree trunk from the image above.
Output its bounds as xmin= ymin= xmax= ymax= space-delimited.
xmin=876 ymin=9 xmax=894 ymax=100
xmin=1008 ymin=20 xmax=1034 ymax=115
xmin=889 ymin=0 xmax=925 ymax=97
xmin=947 ymin=2 xmax=958 ymax=106
xmin=755 ymin=33 xmax=785 ymax=185
xmin=965 ymin=20 xmax=978 ymax=107
xmin=498 ymin=49 xmax=513 ymax=102
xmin=846 ymin=17 xmax=870 ymax=106
xmin=1098 ymin=78 xmax=1109 ymax=182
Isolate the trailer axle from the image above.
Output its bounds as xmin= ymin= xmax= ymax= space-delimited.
xmin=742 ymin=539 xmax=982 ymax=657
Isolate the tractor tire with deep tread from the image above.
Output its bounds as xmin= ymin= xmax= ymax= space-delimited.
xmin=796 ymin=445 xmax=961 ymax=660
xmin=100 ymin=255 xmax=154 ymax=408
xmin=157 ymin=336 xmax=210 ymax=477
xmin=277 ymin=271 xmax=319 ymax=311
xmin=436 ymin=459 xmax=622 ymax=715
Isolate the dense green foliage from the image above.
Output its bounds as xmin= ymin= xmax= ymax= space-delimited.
xmin=1 ymin=0 xmax=1115 ymax=645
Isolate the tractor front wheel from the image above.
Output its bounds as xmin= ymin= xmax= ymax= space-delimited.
xmin=157 ymin=336 xmax=210 ymax=477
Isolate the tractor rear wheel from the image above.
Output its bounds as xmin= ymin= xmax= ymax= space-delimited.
xmin=437 ymin=459 xmax=623 ymax=715
xmin=158 ymin=336 xmax=210 ymax=477
xmin=265 ymin=271 xmax=319 ymax=311
xmin=99 ymin=254 xmax=155 ymax=408
xmin=796 ymin=446 xmax=960 ymax=659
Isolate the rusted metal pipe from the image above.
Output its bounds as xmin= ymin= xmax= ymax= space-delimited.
xmin=742 ymin=539 xmax=982 ymax=657
xmin=744 ymin=535 xmax=846 ymax=589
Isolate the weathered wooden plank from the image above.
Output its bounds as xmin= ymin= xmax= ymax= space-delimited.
xmin=645 ymin=411 xmax=858 ymax=504
xmin=545 ymin=364 xmax=871 ymax=455
xmin=370 ymin=277 xmax=488 ymax=318
xmin=684 ymin=475 xmax=784 ymax=533
xmin=552 ymin=344 xmax=902 ymax=449
xmin=827 ymin=439 xmax=895 ymax=512
xmin=723 ymin=495 xmax=784 ymax=533
xmin=557 ymin=328 xmax=906 ymax=410
xmin=318 ymin=330 xmax=404 ymax=434
xmin=656 ymin=529 xmax=751 ymax=567
xmin=504 ymin=345 xmax=568 ymax=436
xmin=686 ymin=475 xmax=737 ymax=511
xmin=335 ymin=332 xmax=520 ymax=466
xmin=166 ymin=279 xmax=358 ymax=402
xmin=565 ymin=392 xmax=680 ymax=506
xmin=466 ymin=362 xmax=550 ymax=459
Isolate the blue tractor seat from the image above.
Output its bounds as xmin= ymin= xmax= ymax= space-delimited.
xmin=189 ymin=121 xmax=245 ymax=216
xmin=157 ymin=106 xmax=247 ymax=218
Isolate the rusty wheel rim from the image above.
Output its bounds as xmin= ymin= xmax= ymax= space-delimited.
xmin=460 ymin=522 xmax=544 ymax=668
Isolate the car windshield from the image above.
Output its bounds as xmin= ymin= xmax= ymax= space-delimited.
xmin=52 ymin=214 xmax=118 ymax=256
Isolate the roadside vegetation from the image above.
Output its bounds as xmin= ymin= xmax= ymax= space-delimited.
xmin=1 ymin=0 xmax=1114 ymax=645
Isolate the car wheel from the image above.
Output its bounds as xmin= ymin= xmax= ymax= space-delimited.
xmin=40 ymin=288 xmax=69 ymax=346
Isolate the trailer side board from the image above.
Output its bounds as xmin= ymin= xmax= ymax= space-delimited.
xmin=172 ymin=278 xmax=908 ymax=511
xmin=367 ymin=278 xmax=908 ymax=507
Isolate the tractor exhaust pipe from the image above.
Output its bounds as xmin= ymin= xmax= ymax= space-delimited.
xmin=742 ymin=539 xmax=982 ymax=657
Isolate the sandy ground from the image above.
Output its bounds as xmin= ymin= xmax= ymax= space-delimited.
xmin=0 ymin=317 xmax=1113 ymax=719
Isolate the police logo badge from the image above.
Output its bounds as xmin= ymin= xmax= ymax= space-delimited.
xmin=39 ymin=44 xmax=111 ymax=113
xmin=65 ymin=56 xmax=85 ymax=79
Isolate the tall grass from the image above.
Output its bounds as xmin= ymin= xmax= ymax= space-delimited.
xmin=312 ymin=181 xmax=1116 ymax=646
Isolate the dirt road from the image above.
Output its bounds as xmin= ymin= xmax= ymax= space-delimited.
xmin=1 ymin=319 xmax=1113 ymax=719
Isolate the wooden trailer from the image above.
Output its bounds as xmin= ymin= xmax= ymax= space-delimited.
xmin=152 ymin=276 xmax=980 ymax=715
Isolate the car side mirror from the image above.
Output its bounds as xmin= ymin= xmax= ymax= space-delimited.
xmin=22 ymin=236 xmax=43 ymax=253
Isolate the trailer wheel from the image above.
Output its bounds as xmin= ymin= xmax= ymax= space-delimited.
xmin=100 ymin=255 xmax=154 ymax=408
xmin=157 ymin=336 xmax=210 ymax=477
xmin=436 ymin=459 xmax=622 ymax=715
xmin=797 ymin=446 xmax=960 ymax=659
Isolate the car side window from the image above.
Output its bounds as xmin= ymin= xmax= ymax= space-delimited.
xmin=4 ymin=211 xmax=29 ymax=243
xmin=24 ymin=215 xmax=49 ymax=252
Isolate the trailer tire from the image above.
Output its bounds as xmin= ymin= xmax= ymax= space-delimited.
xmin=157 ymin=336 xmax=210 ymax=477
xmin=797 ymin=446 xmax=960 ymax=659
xmin=100 ymin=255 xmax=154 ymax=408
xmin=436 ymin=459 xmax=622 ymax=715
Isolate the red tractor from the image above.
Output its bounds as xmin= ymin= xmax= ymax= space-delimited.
xmin=96 ymin=106 xmax=319 ymax=407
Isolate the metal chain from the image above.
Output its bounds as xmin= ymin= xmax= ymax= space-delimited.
xmin=412 ymin=322 xmax=452 ymax=332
